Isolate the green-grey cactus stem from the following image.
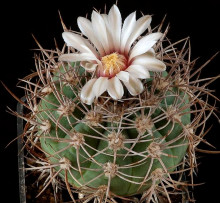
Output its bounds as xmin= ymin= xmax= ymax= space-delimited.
xmin=36 ymin=62 xmax=190 ymax=197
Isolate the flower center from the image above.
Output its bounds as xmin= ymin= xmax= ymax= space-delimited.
xmin=99 ymin=52 xmax=127 ymax=78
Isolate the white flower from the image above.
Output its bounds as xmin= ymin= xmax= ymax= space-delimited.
xmin=59 ymin=4 xmax=166 ymax=105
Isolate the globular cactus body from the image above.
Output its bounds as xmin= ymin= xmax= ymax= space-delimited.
xmin=37 ymin=63 xmax=190 ymax=196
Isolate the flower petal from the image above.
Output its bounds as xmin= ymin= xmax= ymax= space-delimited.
xmin=126 ymin=65 xmax=150 ymax=79
xmin=124 ymin=15 xmax=152 ymax=54
xmin=62 ymin=32 xmax=98 ymax=57
xmin=116 ymin=71 xmax=130 ymax=82
xmin=120 ymin=11 xmax=136 ymax=53
xmin=101 ymin=14 xmax=114 ymax=53
xmin=108 ymin=5 xmax=122 ymax=52
xmin=123 ymin=74 xmax=144 ymax=96
xmin=80 ymin=61 xmax=98 ymax=72
xmin=59 ymin=53 xmax=96 ymax=62
xmin=129 ymin=32 xmax=163 ymax=61
xmin=80 ymin=78 xmax=97 ymax=105
xmin=107 ymin=77 xmax=124 ymax=100
xmin=91 ymin=11 xmax=110 ymax=54
xmin=92 ymin=77 xmax=108 ymax=98
xmin=77 ymin=17 xmax=105 ymax=56
xmin=132 ymin=54 xmax=166 ymax=72
xmin=147 ymin=48 xmax=156 ymax=57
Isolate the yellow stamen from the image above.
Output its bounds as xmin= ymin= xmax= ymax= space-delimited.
xmin=101 ymin=52 xmax=127 ymax=77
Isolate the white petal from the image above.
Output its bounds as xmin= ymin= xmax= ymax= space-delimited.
xmin=80 ymin=61 xmax=98 ymax=72
xmin=77 ymin=17 xmax=105 ymax=56
xmin=107 ymin=77 xmax=124 ymax=100
xmin=147 ymin=48 xmax=156 ymax=57
xmin=129 ymin=32 xmax=163 ymax=61
xmin=108 ymin=5 xmax=122 ymax=52
xmin=80 ymin=45 xmax=101 ymax=64
xmin=132 ymin=54 xmax=166 ymax=72
xmin=143 ymin=32 xmax=163 ymax=41
xmin=126 ymin=65 xmax=150 ymax=79
xmin=116 ymin=71 xmax=130 ymax=82
xmin=59 ymin=53 xmax=96 ymax=62
xmin=92 ymin=77 xmax=108 ymax=97
xmin=120 ymin=11 xmax=136 ymax=53
xmin=101 ymin=14 xmax=114 ymax=53
xmin=124 ymin=15 xmax=152 ymax=54
xmin=129 ymin=41 xmax=156 ymax=61
xmin=80 ymin=79 xmax=97 ymax=105
xmin=145 ymin=58 xmax=166 ymax=72
xmin=91 ymin=11 xmax=110 ymax=54
xmin=123 ymin=74 xmax=144 ymax=96
xmin=131 ymin=53 xmax=152 ymax=65
xmin=62 ymin=32 xmax=98 ymax=57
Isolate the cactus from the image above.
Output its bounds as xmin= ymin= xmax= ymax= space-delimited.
xmin=12 ymin=4 xmax=219 ymax=203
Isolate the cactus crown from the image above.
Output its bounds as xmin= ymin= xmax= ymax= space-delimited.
xmin=13 ymin=4 xmax=219 ymax=203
